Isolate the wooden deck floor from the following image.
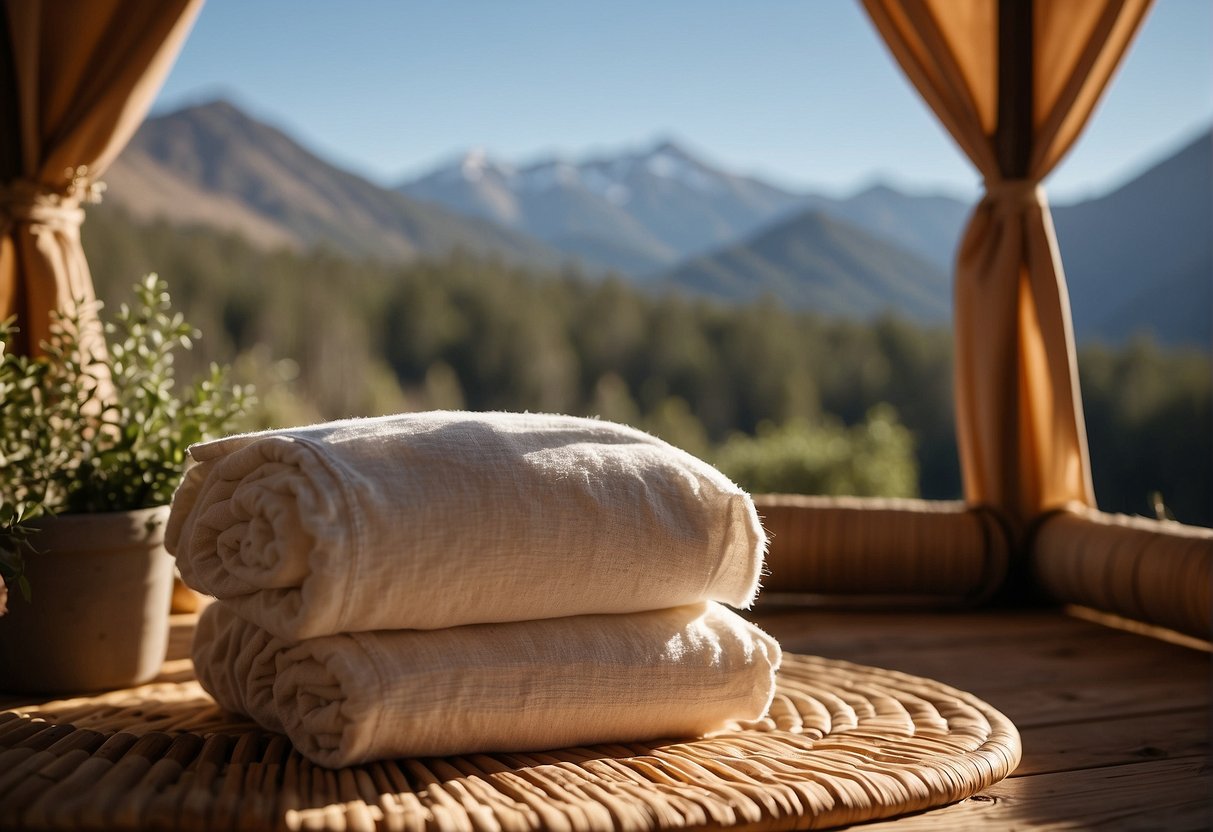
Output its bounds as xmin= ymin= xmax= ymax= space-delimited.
xmin=3 ymin=607 xmax=1208 ymax=830
xmin=745 ymin=604 xmax=1212 ymax=830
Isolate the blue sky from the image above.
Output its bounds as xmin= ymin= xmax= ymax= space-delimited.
xmin=155 ymin=0 xmax=1212 ymax=201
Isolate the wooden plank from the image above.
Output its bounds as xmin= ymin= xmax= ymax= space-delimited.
xmin=749 ymin=607 xmax=1095 ymax=653
xmin=794 ymin=639 xmax=1208 ymax=704
xmin=833 ymin=757 xmax=1211 ymax=831
xmin=988 ymin=675 xmax=1208 ymax=730
xmin=750 ymin=605 xmax=1213 ymax=664
xmin=1067 ymin=605 xmax=1213 ymax=652
xmin=1012 ymin=708 xmax=1210 ymax=776
xmin=750 ymin=609 xmax=1205 ymax=680
xmin=749 ymin=608 xmax=1210 ymax=728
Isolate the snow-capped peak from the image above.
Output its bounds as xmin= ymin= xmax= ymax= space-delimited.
xmin=417 ymin=137 xmax=732 ymax=196
xmin=429 ymin=148 xmax=516 ymax=184
xmin=516 ymin=159 xmax=582 ymax=192
xmin=641 ymin=142 xmax=725 ymax=193
xmin=565 ymin=139 xmax=725 ymax=195
xmin=649 ymin=139 xmax=695 ymax=160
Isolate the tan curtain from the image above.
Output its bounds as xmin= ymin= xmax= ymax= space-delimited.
xmin=861 ymin=0 xmax=1151 ymax=524
xmin=0 ymin=0 xmax=202 ymax=357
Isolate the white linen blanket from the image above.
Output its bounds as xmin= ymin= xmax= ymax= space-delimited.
xmin=193 ymin=601 xmax=781 ymax=768
xmin=168 ymin=412 xmax=765 ymax=639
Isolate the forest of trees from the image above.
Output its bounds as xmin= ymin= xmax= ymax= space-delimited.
xmin=81 ymin=206 xmax=1212 ymax=526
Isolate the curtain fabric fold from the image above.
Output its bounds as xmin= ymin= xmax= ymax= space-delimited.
xmin=0 ymin=0 xmax=202 ymax=357
xmin=862 ymin=0 xmax=1151 ymax=523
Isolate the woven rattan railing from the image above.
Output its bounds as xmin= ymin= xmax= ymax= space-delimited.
xmin=755 ymin=495 xmax=1211 ymax=640
xmin=754 ymin=496 xmax=1010 ymax=603
xmin=1033 ymin=508 xmax=1213 ymax=640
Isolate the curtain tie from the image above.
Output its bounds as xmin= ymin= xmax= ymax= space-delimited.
xmin=982 ymin=178 xmax=1045 ymax=211
xmin=0 ymin=169 xmax=105 ymax=235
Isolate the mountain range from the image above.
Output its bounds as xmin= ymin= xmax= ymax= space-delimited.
xmin=661 ymin=210 xmax=952 ymax=323
xmin=102 ymin=100 xmax=1211 ymax=345
xmin=1052 ymin=133 xmax=1212 ymax=345
xmin=400 ymin=142 xmax=806 ymax=274
xmin=104 ymin=101 xmax=567 ymax=268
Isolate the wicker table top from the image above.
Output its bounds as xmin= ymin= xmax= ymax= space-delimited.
xmin=0 ymin=614 xmax=1021 ymax=832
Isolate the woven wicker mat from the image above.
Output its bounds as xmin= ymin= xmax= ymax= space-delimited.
xmin=0 ymin=654 xmax=1020 ymax=831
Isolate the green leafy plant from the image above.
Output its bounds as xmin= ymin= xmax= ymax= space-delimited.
xmin=714 ymin=405 xmax=919 ymax=497
xmin=0 ymin=274 xmax=252 ymax=606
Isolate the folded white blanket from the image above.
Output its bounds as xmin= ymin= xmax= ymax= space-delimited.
xmin=194 ymin=601 xmax=781 ymax=767
xmin=168 ymin=412 xmax=765 ymax=639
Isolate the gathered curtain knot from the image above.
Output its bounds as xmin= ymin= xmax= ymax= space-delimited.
xmin=0 ymin=167 xmax=105 ymax=235
xmin=982 ymin=178 xmax=1045 ymax=210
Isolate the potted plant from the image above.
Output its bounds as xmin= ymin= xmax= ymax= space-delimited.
xmin=0 ymin=274 xmax=251 ymax=693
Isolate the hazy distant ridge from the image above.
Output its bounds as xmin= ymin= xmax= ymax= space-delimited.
xmin=661 ymin=210 xmax=951 ymax=322
xmin=1053 ymin=130 xmax=1212 ymax=346
xmin=103 ymin=100 xmax=1211 ymax=344
xmin=657 ymin=130 xmax=1212 ymax=342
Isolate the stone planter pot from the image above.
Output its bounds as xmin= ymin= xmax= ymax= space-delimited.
xmin=0 ymin=505 xmax=174 ymax=694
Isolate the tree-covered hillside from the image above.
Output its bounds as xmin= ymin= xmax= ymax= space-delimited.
xmin=81 ymin=205 xmax=1212 ymax=526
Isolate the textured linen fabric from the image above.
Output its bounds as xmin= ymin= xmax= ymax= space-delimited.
xmin=167 ymin=412 xmax=766 ymax=640
xmin=193 ymin=601 xmax=782 ymax=768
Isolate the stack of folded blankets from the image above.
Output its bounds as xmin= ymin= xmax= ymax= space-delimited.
xmin=168 ymin=411 xmax=781 ymax=768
